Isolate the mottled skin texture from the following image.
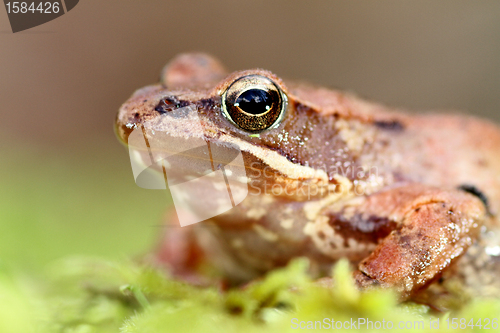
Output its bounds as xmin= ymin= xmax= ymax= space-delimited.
xmin=116 ymin=54 xmax=500 ymax=303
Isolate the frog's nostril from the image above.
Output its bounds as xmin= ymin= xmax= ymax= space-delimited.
xmin=155 ymin=96 xmax=190 ymax=114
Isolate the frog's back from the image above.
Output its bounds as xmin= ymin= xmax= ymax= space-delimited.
xmin=388 ymin=113 xmax=500 ymax=219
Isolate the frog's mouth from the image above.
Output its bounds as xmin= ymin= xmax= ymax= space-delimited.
xmin=123 ymin=104 xmax=246 ymax=191
xmin=124 ymin=105 xmax=262 ymax=226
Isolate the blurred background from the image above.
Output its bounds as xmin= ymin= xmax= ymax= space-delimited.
xmin=1 ymin=0 xmax=499 ymax=271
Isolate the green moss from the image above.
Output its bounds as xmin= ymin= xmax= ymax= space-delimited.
xmin=1 ymin=142 xmax=499 ymax=333
xmin=0 ymin=256 xmax=497 ymax=333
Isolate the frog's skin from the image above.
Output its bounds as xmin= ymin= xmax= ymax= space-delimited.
xmin=116 ymin=53 xmax=500 ymax=302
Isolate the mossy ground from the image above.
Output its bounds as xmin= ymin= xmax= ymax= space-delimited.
xmin=2 ymin=256 xmax=500 ymax=333
xmin=1 ymin=141 xmax=498 ymax=333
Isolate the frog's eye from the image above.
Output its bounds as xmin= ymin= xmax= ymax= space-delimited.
xmin=221 ymin=75 xmax=287 ymax=132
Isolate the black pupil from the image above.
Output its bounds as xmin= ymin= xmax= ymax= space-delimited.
xmin=235 ymin=89 xmax=272 ymax=115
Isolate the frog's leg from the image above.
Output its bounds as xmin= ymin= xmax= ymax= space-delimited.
xmin=319 ymin=183 xmax=487 ymax=299
xmin=152 ymin=212 xmax=258 ymax=287
xmin=152 ymin=212 xmax=208 ymax=284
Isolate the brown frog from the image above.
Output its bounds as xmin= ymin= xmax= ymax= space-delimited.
xmin=115 ymin=53 xmax=500 ymax=302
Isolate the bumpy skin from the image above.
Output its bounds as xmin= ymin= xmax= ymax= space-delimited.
xmin=116 ymin=53 xmax=500 ymax=302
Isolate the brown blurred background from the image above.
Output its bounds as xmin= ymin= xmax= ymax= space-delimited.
xmin=2 ymin=0 xmax=500 ymax=146
xmin=0 ymin=0 xmax=499 ymax=267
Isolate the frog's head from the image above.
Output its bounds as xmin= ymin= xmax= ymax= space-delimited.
xmin=116 ymin=54 xmax=370 ymax=199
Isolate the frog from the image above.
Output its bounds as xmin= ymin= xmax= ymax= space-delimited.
xmin=115 ymin=53 xmax=500 ymax=304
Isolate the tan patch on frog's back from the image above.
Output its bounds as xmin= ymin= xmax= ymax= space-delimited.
xmin=335 ymin=118 xmax=376 ymax=153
